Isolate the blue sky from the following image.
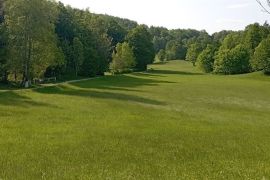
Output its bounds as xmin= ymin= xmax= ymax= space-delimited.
xmin=59 ymin=0 xmax=270 ymax=34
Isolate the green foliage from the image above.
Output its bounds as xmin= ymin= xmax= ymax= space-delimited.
xmin=0 ymin=12 xmax=7 ymax=82
xmin=110 ymin=42 xmax=135 ymax=74
xmin=72 ymin=37 xmax=84 ymax=76
xmin=214 ymin=45 xmax=250 ymax=74
xmin=54 ymin=4 xmax=111 ymax=77
xmin=126 ymin=25 xmax=155 ymax=71
xmin=5 ymin=0 xmax=63 ymax=85
xmin=1 ymin=0 xmax=270 ymax=85
xmin=149 ymin=27 xmax=211 ymax=63
xmin=212 ymin=30 xmax=233 ymax=45
xmin=186 ymin=43 xmax=202 ymax=66
xmin=153 ymin=36 xmax=167 ymax=53
xmin=165 ymin=40 xmax=187 ymax=60
xmin=251 ymin=36 xmax=270 ymax=74
xmin=218 ymin=32 xmax=242 ymax=51
xmin=197 ymin=45 xmax=216 ymax=73
xmin=102 ymin=17 xmax=127 ymax=47
xmin=243 ymin=23 xmax=269 ymax=51
xmin=155 ymin=49 xmax=167 ymax=62
xmin=104 ymin=15 xmax=138 ymax=31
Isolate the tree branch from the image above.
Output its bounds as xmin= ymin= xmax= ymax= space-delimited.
xmin=256 ymin=0 xmax=270 ymax=14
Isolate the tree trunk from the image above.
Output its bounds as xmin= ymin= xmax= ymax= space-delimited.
xmin=22 ymin=36 xmax=32 ymax=88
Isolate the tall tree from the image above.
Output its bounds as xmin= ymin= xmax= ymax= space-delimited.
xmin=0 ymin=0 xmax=8 ymax=82
xmin=126 ymin=25 xmax=155 ymax=71
xmin=243 ymin=23 xmax=267 ymax=52
xmin=110 ymin=42 xmax=135 ymax=74
xmin=251 ymin=36 xmax=270 ymax=74
xmin=197 ymin=45 xmax=217 ymax=73
xmin=186 ymin=43 xmax=201 ymax=66
xmin=72 ymin=37 xmax=84 ymax=77
xmin=5 ymin=0 xmax=63 ymax=87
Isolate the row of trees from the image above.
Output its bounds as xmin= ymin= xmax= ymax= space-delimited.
xmin=0 ymin=0 xmax=155 ymax=87
xmin=0 ymin=0 xmax=111 ymax=86
xmin=0 ymin=0 xmax=269 ymax=88
xmin=1 ymin=0 xmax=216 ymax=87
xmin=189 ymin=23 xmax=270 ymax=74
xmin=149 ymin=27 xmax=211 ymax=63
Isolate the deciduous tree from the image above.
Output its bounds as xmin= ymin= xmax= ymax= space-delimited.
xmin=197 ymin=45 xmax=216 ymax=73
xmin=110 ymin=42 xmax=135 ymax=74
xmin=126 ymin=25 xmax=155 ymax=71
xmin=5 ymin=0 xmax=63 ymax=87
xmin=214 ymin=45 xmax=250 ymax=74
xmin=251 ymin=36 xmax=270 ymax=74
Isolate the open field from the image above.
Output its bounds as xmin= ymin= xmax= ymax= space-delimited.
xmin=0 ymin=60 xmax=270 ymax=179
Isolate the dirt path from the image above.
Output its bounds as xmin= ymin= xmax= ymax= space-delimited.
xmin=0 ymin=76 xmax=103 ymax=92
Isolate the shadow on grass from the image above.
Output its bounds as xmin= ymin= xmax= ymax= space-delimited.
xmin=0 ymin=91 xmax=52 ymax=107
xmin=70 ymin=74 xmax=174 ymax=91
xmin=132 ymin=72 xmax=165 ymax=78
xmin=149 ymin=70 xmax=204 ymax=76
xmin=35 ymin=86 xmax=165 ymax=106
xmin=34 ymin=75 xmax=171 ymax=106
xmin=0 ymin=82 xmax=20 ymax=91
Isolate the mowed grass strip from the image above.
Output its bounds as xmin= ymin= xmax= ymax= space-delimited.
xmin=0 ymin=60 xmax=270 ymax=179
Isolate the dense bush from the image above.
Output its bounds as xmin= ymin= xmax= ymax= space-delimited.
xmin=214 ymin=45 xmax=250 ymax=74
xmin=197 ymin=45 xmax=216 ymax=73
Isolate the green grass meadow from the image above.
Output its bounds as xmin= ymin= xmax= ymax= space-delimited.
xmin=0 ymin=60 xmax=270 ymax=179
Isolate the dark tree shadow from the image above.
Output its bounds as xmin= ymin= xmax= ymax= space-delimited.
xmin=70 ymin=75 xmax=174 ymax=90
xmin=0 ymin=82 xmax=20 ymax=91
xmin=148 ymin=70 xmax=204 ymax=75
xmin=34 ymin=75 xmax=172 ymax=106
xmin=132 ymin=72 xmax=165 ymax=78
xmin=34 ymin=86 xmax=165 ymax=106
xmin=0 ymin=91 xmax=53 ymax=107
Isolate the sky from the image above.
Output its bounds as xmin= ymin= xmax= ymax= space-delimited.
xmin=59 ymin=0 xmax=270 ymax=34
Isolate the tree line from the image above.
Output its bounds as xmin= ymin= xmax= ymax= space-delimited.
xmin=0 ymin=0 xmax=155 ymax=87
xmin=0 ymin=0 xmax=269 ymax=88
xmin=190 ymin=23 xmax=270 ymax=75
xmin=150 ymin=23 xmax=270 ymax=75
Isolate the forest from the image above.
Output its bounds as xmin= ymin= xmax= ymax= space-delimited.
xmin=0 ymin=0 xmax=270 ymax=88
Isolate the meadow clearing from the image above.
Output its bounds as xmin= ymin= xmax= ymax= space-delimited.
xmin=0 ymin=60 xmax=270 ymax=179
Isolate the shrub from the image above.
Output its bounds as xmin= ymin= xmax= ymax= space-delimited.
xmin=214 ymin=45 xmax=250 ymax=74
xmin=197 ymin=45 xmax=216 ymax=73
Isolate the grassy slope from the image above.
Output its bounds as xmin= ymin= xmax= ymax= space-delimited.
xmin=0 ymin=60 xmax=270 ymax=179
